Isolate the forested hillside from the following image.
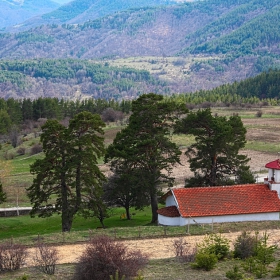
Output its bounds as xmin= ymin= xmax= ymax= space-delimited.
xmin=0 ymin=59 xmax=169 ymax=100
xmin=0 ymin=0 xmax=279 ymax=100
xmin=5 ymin=0 xmax=180 ymax=32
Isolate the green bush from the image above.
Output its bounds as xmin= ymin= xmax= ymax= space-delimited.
xmin=271 ymin=260 xmax=280 ymax=277
xmin=191 ymin=252 xmax=218 ymax=271
xmin=226 ymin=265 xmax=243 ymax=280
xmin=197 ymin=233 xmax=230 ymax=260
xmin=254 ymin=232 xmax=276 ymax=265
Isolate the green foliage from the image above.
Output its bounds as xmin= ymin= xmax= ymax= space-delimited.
xmin=27 ymin=112 xmax=106 ymax=232
xmin=184 ymin=1 xmax=280 ymax=58
xmin=254 ymin=232 xmax=276 ymax=266
xmin=225 ymin=265 xmax=243 ymax=280
xmin=191 ymin=233 xmax=229 ymax=271
xmin=105 ymin=93 xmax=187 ymax=223
xmin=0 ymin=182 xmax=7 ymax=204
xmin=20 ymin=274 xmax=29 ymax=280
xmin=191 ymin=252 xmax=218 ymax=271
xmin=240 ymin=232 xmax=277 ymax=278
xmin=0 ymin=110 xmax=12 ymax=134
xmin=197 ymin=233 xmax=230 ymax=260
xmin=175 ymin=108 xmax=254 ymax=187
xmin=110 ymin=270 xmax=126 ymax=280
xmin=271 ymin=260 xmax=280 ymax=277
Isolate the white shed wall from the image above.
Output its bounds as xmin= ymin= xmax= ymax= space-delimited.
xmin=166 ymin=195 xmax=176 ymax=207
xmin=158 ymin=214 xmax=180 ymax=226
xmin=159 ymin=212 xmax=280 ymax=226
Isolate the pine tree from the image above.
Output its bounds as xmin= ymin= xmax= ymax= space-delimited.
xmin=106 ymin=93 xmax=187 ymax=223
xmin=175 ymin=108 xmax=255 ymax=187
xmin=27 ymin=112 xmax=106 ymax=232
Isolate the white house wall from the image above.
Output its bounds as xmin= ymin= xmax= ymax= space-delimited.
xmin=275 ymin=170 xmax=280 ymax=182
xmin=158 ymin=214 xmax=180 ymax=226
xmin=166 ymin=195 xmax=176 ymax=207
xmin=158 ymin=212 xmax=280 ymax=226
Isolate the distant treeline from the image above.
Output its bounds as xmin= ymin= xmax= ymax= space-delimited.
xmin=0 ymin=97 xmax=131 ymax=125
xmin=0 ymin=69 xmax=280 ymax=133
xmin=171 ymin=69 xmax=280 ymax=106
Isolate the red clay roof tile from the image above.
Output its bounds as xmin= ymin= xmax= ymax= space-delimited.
xmin=159 ymin=184 xmax=280 ymax=218
xmin=157 ymin=206 xmax=180 ymax=217
xmin=265 ymin=159 xmax=280 ymax=170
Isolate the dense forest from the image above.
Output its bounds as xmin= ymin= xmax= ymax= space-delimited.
xmin=174 ymin=69 xmax=280 ymax=106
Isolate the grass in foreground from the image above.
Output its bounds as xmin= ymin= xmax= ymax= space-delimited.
xmin=2 ymin=256 xmax=280 ymax=280
xmin=1 ymin=205 xmax=280 ymax=246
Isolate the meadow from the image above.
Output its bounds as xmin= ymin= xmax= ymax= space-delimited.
xmin=1 ymin=106 xmax=280 ymax=279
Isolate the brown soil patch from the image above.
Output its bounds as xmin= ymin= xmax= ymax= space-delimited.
xmin=25 ymin=229 xmax=280 ymax=266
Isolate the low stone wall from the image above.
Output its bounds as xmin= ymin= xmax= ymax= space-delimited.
xmin=0 ymin=207 xmax=31 ymax=217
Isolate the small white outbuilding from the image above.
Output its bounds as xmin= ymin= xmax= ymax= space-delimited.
xmin=157 ymin=159 xmax=280 ymax=226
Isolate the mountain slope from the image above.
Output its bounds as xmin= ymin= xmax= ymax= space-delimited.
xmin=0 ymin=0 xmax=60 ymax=29
xmin=1 ymin=1 xmax=279 ymax=60
xmin=7 ymin=0 xmax=181 ymax=32
xmin=0 ymin=0 xmax=279 ymax=100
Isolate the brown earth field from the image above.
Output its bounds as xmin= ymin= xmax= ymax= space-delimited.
xmin=24 ymin=229 xmax=280 ymax=266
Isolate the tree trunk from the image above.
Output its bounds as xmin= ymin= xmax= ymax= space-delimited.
xmin=125 ymin=206 xmax=131 ymax=220
xmin=61 ymin=160 xmax=73 ymax=232
xmin=210 ymin=155 xmax=217 ymax=186
xmin=150 ymin=193 xmax=158 ymax=224
xmin=62 ymin=213 xmax=73 ymax=232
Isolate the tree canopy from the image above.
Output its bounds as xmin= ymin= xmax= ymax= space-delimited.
xmin=27 ymin=111 xmax=106 ymax=232
xmin=105 ymin=93 xmax=187 ymax=223
xmin=175 ymin=108 xmax=255 ymax=187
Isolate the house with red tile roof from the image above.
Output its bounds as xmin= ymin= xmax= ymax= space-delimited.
xmin=157 ymin=160 xmax=280 ymax=226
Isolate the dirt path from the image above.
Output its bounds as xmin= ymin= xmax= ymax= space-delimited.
xmin=25 ymin=229 xmax=280 ymax=266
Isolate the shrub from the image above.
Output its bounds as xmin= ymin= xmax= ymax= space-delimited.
xmin=32 ymin=242 xmax=59 ymax=275
xmin=254 ymin=232 xmax=276 ymax=266
xmin=241 ymin=232 xmax=277 ymax=278
xmin=30 ymin=143 xmax=42 ymax=155
xmin=73 ymin=235 xmax=148 ymax=280
xmin=233 ymin=231 xmax=258 ymax=259
xmin=226 ymin=265 xmax=243 ymax=280
xmin=191 ymin=251 xmax=218 ymax=271
xmin=198 ymin=233 xmax=230 ymax=260
xmin=17 ymin=146 xmax=26 ymax=155
xmin=0 ymin=242 xmax=28 ymax=272
xmin=271 ymin=260 xmax=280 ymax=277
xmin=255 ymin=110 xmax=263 ymax=117
xmin=172 ymin=238 xmax=196 ymax=262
